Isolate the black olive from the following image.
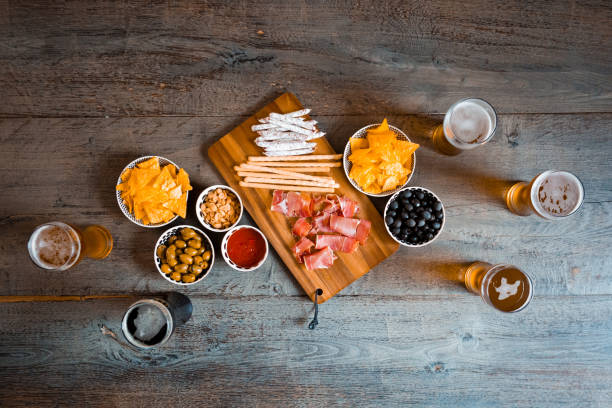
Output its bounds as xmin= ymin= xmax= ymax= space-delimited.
xmin=393 ymin=220 xmax=402 ymax=228
xmin=433 ymin=202 xmax=442 ymax=211
xmin=385 ymin=216 xmax=394 ymax=225
xmin=400 ymin=226 xmax=409 ymax=234
xmin=389 ymin=201 xmax=399 ymax=210
xmin=423 ymin=211 xmax=432 ymax=220
xmin=413 ymin=201 xmax=421 ymax=208
xmin=416 ymin=192 xmax=425 ymax=200
xmin=404 ymin=203 xmax=413 ymax=211
xmin=392 ymin=227 xmax=401 ymax=236
xmin=417 ymin=219 xmax=426 ymax=227
xmin=388 ymin=210 xmax=396 ymax=218
xmin=408 ymin=219 xmax=416 ymax=228
xmin=436 ymin=211 xmax=444 ymax=219
xmin=426 ymin=233 xmax=434 ymax=240
xmin=399 ymin=233 xmax=408 ymax=241
xmin=432 ymin=222 xmax=441 ymax=230
xmin=401 ymin=211 xmax=409 ymax=220
xmin=410 ymin=236 xmax=418 ymax=243
xmin=402 ymin=190 xmax=412 ymax=199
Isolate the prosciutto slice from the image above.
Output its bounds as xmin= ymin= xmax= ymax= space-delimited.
xmin=329 ymin=215 xmax=371 ymax=244
xmin=292 ymin=237 xmax=314 ymax=263
xmin=271 ymin=191 xmax=312 ymax=217
xmin=311 ymin=213 xmax=335 ymax=234
xmin=292 ymin=217 xmax=312 ymax=237
xmin=315 ymin=235 xmax=359 ymax=253
xmin=304 ymin=246 xmax=336 ymax=270
xmin=338 ymin=196 xmax=359 ymax=218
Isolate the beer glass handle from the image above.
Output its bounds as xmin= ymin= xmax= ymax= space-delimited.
xmin=308 ymin=289 xmax=323 ymax=330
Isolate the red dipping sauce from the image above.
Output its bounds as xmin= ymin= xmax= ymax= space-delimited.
xmin=226 ymin=227 xmax=267 ymax=269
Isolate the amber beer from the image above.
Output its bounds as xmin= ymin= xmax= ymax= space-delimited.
xmin=464 ymin=262 xmax=533 ymax=312
xmin=28 ymin=222 xmax=113 ymax=270
xmin=432 ymin=98 xmax=497 ymax=155
xmin=505 ymin=170 xmax=584 ymax=219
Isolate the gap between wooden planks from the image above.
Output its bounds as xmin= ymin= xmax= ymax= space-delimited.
xmin=0 ymin=295 xmax=133 ymax=303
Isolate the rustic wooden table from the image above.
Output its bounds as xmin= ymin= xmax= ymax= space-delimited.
xmin=1 ymin=1 xmax=611 ymax=407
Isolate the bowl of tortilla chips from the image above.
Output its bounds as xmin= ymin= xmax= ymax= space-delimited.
xmin=116 ymin=156 xmax=192 ymax=228
xmin=343 ymin=119 xmax=419 ymax=197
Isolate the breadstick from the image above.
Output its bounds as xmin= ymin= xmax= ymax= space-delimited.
xmin=236 ymin=166 xmax=330 ymax=174
xmin=236 ymin=164 xmax=336 ymax=184
xmin=248 ymin=154 xmax=342 ymax=162
xmin=247 ymin=161 xmax=340 ymax=168
xmin=244 ymin=177 xmax=339 ymax=188
xmin=240 ymin=181 xmax=335 ymax=193
xmin=238 ymin=171 xmax=331 ymax=180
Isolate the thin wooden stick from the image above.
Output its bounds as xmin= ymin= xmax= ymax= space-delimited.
xmin=238 ymin=172 xmax=332 ymax=180
xmin=246 ymin=161 xmax=341 ymax=168
xmin=244 ymin=177 xmax=340 ymax=188
xmin=248 ymin=154 xmax=342 ymax=162
xmin=240 ymin=181 xmax=335 ymax=193
xmin=235 ymin=164 xmax=336 ymax=184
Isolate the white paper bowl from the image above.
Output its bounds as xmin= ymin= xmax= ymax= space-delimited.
xmin=343 ymin=123 xmax=416 ymax=197
xmin=116 ymin=155 xmax=187 ymax=228
xmin=383 ymin=187 xmax=445 ymax=247
xmin=154 ymin=224 xmax=214 ymax=285
xmin=196 ymin=185 xmax=244 ymax=233
xmin=221 ymin=225 xmax=269 ymax=271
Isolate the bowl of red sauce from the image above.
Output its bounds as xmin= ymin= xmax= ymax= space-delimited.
xmin=221 ymin=225 xmax=268 ymax=271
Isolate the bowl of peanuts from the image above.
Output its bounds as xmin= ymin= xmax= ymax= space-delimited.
xmin=196 ymin=185 xmax=243 ymax=232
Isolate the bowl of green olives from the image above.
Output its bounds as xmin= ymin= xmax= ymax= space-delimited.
xmin=154 ymin=225 xmax=214 ymax=285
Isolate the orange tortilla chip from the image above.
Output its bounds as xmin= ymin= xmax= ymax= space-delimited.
xmin=177 ymin=168 xmax=192 ymax=191
xmin=137 ymin=157 xmax=160 ymax=170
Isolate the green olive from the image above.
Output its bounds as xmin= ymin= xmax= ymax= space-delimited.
xmin=193 ymin=255 xmax=203 ymax=265
xmin=175 ymin=240 xmax=186 ymax=249
xmin=160 ymin=263 xmax=172 ymax=274
xmin=191 ymin=264 xmax=203 ymax=275
xmin=184 ymin=247 xmax=197 ymax=256
xmin=166 ymin=244 xmax=176 ymax=254
xmin=179 ymin=254 xmax=193 ymax=265
xmin=188 ymin=239 xmax=201 ymax=249
xmin=201 ymin=261 xmax=209 ymax=270
xmin=180 ymin=228 xmax=196 ymax=240
xmin=174 ymin=263 xmax=189 ymax=273
xmin=156 ymin=245 xmax=166 ymax=259
xmin=192 ymin=234 xmax=202 ymax=241
xmin=168 ymin=236 xmax=177 ymax=244
xmin=175 ymin=249 xmax=183 ymax=256
xmin=195 ymin=247 xmax=204 ymax=255
xmin=170 ymin=271 xmax=182 ymax=281
xmin=182 ymin=273 xmax=196 ymax=283
xmin=168 ymin=257 xmax=178 ymax=267
xmin=202 ymin=250 xmax=211 ymax=262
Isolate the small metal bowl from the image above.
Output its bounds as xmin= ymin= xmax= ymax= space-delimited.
xmin=221 ymin=225 xmax=269 ymax=271
xmin=383 ymin=187 xmax=446 ymax=247
xmin=343 ymin=123 xmax=416 ymax=197
xmin=116 ymin=155 xmax=186 ymax=228
xmin=195 ymin=185 xmax=244 ymax=233
xmin=154 ymin=224 xmax=214 ymax=285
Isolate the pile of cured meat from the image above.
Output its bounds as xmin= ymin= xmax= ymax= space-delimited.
xmin=271 ymin=190 xmax=371 ymax=270
xmin=251 ymin=109 xmax=325 ymax=156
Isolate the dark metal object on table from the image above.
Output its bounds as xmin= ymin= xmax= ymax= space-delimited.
xmin=308 ymin=289 xmax=323 ymax=330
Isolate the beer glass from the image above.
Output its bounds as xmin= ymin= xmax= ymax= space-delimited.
xmin=122 ymin=292 xmax=193 ymax=349
xmin=432 ymin=98 xmax=497 ymax=155
xmin=464 ymin=261 xmax=533 ymax=312
xmin=27 ymin=222 xmax=113 ymax=270
xmin=505 ymin=170 xmax=584 ymax=219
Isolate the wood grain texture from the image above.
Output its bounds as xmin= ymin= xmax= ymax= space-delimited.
xmin=208 ymin=93 xmax=399 ymax=303
xmin=0 ymin=113 xmax=610 ymax=299
xmin=1 ymin=295 xmax=611 ymax=407
xmin=0 ymin=0 xmax=611 ymax=117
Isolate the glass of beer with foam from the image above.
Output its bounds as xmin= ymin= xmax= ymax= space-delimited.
xmin=432 ymin=98 xmax=497 ymax=155
xmin=28 ymin=222 xmax=113 ymax=270
xmin=505 ymin=170 xmax=584 ymax=219
xmin=464 ymin=261 xmax=533 ymax=312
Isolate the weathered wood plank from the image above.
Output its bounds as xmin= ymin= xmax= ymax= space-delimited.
xmin=0 ymin=0 xmax=611 ymax=117
xmin=1 ymin=113 xmax=610 ymax=297
xmin=0 ymin=295 xmax=611 ymax=407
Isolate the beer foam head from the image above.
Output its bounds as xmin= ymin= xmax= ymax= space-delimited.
xmin=448 ymin=100 xmax=493 ymax=144
xmin=532 ymin=171 xmax=584 ymax=217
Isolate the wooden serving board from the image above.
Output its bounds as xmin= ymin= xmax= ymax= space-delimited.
xmin=208 ymin=93 xmax=399 ymax=303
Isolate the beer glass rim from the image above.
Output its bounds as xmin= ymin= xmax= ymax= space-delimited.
xmin=481 ymin=263 xmax=534 ymax=313
xmin=529 ymin=170 xmax=585 ymax=220
xmin=122 ymin=299 xmax=174 ymax=349
xmin=443 ymin=98 xmax=498 ymax=149
xmin=27 ymin=222 xmax=82 ymax=271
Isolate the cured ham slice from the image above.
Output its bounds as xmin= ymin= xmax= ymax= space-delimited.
xmin=292 ymin=237 xmax=314 ymax=263
xmin=329 ymin=214 xmax=371 ymax=244
xmin=304 ymin=246 xmax=336 ymax=270
xmin=312 ymin=194 xmax=340 ymax=215
xmin=292 ymin=217 xmax=312 ymax=237
xmin=315 ymin=235 xmax=359 ymax=253
xmin=311 ymin=213 xmax=335 ymax=234
xmin=271 ymin=191 xmax=312 ymax=217
xmin=338 ymin=196 xmax=359 ymax=218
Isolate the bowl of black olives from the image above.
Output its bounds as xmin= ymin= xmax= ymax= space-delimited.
xmin=384 ymin=187 xmax=445 ymax=247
